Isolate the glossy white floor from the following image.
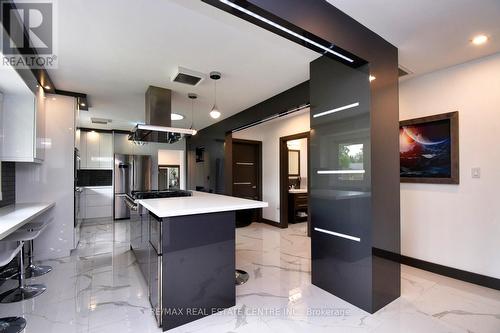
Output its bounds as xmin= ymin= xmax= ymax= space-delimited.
xmin=0 ymin=220 xmax=499 ymax=333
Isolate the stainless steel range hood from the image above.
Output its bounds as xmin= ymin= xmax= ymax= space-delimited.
xmin=129 ymin=86 xmax=197 ymax=143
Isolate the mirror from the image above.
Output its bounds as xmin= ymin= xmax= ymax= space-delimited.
xmin=159 ymin=165 xmax=180 ymax=190
xmin=288 ymin=150 xmax=300 ymax=176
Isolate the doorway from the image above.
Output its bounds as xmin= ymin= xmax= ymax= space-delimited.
xmin=279 ymin=132 xmax=310 ymax=235
xmin=158 ymin=165 xmax=180 ymax=190
xmin=231 ymin=139 xmax=262 ymax=226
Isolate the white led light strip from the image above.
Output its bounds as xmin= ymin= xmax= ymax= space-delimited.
xmin=314 ymin=227 xmax=361 ymax=242
xmin=136 ymin=124 xmax=197 ymax=136
xmin=219 ymin=0 xmax=354 ymax=63
xmin=313 ymin=102 xmax=360 ymax=118
xmin=317 ymin=170 xmax=365 ymax=175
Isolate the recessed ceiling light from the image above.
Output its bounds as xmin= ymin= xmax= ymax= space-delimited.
xmin=80 ymin=103 xmax=86 ymax=107
xmin=44 ymin=85 xmax=51 ymax=89
xmin=472 ymin=34 xmax=488 ymax=45
xmin=171 ymin=113 xmax=184 ymax=121
xmin=369 ymin=75 xmax=376 ymax=82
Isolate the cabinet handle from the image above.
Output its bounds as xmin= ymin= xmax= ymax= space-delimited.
xmin=234 ymin=182 xmax=251 ymax=185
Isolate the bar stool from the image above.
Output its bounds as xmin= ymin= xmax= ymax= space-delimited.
xmin=17 ymin=221 xmax=52 ymax=278
xmin=0 ymin=242 xmax=27 ymax=333
xmin=0 ymin=229 xmax=46 ymax=303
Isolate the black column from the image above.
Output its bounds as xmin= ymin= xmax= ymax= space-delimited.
xmin=310 ymin=56 xmax=399 ymax=313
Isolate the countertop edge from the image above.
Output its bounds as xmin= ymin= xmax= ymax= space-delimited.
xmin=138 ymin=201 xmax=267 ymax=218
xmin=0 ymin=202 xmax=56 ymax=240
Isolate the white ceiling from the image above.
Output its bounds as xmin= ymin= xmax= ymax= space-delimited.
xmin=50 ymin=0 xmax=318 ymax=131
xmin=326 ymin=0 xmax=500 ymax=77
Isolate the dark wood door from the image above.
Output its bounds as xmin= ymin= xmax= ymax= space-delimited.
xmin=232 ymin=139 xmax=262 ymax=225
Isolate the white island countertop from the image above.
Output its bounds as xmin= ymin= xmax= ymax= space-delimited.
xmin=0 ymin=202 xmax=55 ymax=240
xmin=137 ymin=191 xmax=268 ymax=218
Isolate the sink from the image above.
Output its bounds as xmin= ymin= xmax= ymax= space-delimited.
xmin=289 ymin=189 xmax=307 ymax=194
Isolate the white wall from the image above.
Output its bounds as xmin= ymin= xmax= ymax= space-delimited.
xmin=400 ymin=53 xmax=500 ymax=279
xmin=158 ymin=149 xmax=186 ymax=190
xmin=233 ymin=110 xmax=310 ymax=223
xmin=16 ymin=95 xmax=76 ymax=260
xmin=113 ymin=133 xmax=185 ymax=190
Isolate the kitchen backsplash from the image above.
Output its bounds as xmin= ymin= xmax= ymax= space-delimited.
xmin=0 ymin=162 xmax=15 ymax=208
xmin=77 ymin=169 xmax=113 ymax=187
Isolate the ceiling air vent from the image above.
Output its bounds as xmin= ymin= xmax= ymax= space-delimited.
xmin=171 ymin=67 xmax=206 ymax=86
xmin=91 ymin=118 xmax=112 ymax=125
xmin=398 ymin=65 xmax=413 ymax=78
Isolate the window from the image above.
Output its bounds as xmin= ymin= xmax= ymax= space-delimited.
xmin=338 ymin=143 xmax=364 ymax=180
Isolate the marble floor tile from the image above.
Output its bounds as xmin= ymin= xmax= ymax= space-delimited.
xmin=0 ymin=219 xmax=498 ymax=333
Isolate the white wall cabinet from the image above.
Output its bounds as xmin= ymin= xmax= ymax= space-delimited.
xmin=99 ymin=133 xmax=113 ymax=169
xmin=80 ymin=131 xmax=113 ymax=169
xmin=80 ymin=186 xmax=113 ymax=219
xmin=0 ymin=85 xmax=46 ymax=163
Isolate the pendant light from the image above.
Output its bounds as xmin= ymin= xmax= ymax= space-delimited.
xmin=209 ymin=71 xmax=222 ymax=119
xmin=188 ymin=93 xmax=198 ymax=135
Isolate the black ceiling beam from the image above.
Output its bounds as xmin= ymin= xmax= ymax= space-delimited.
xmin=202 ymin=0 xmax=367 ymax=68
xmin=55 ymin=89 xmax=89 ymax=111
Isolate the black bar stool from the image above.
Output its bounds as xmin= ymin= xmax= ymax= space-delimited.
xmin=0 ymin=242 xmax=27 ymax=333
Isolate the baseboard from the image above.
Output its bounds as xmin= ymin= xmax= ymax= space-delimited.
xmin=372 ymin=248 xmax=500 ymax=291
xmin=261 ymin=218 xmax=286 ymax=228
xmin=400 ymin=255 xmax=500 ymax=291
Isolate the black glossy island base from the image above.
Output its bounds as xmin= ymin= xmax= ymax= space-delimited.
xmin=148 ymin=211 xmax=236 ymax=331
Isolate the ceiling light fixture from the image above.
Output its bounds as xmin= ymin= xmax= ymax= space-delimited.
xmin=188 ymin=93 xmax=198 ymax=135
xmin=471 ymin=34 xmax=488 ymax=45
xmin=171 ymin=113 xmax=184 ymax=121
xmin=44 ymin=85 xmax=51 ymax=90
xmin=218 ymin=0 xmax=354 ymax=63
xmin=369 ymin=75 xmax=376 ymax=82
xmin=209 ymin=71 xmax=222 ymax=119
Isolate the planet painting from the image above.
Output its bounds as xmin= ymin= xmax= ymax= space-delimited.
xmin=400 ymin=119 xmax=452 ymax=178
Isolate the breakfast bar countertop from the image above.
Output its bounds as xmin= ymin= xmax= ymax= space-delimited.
xmin=0 ymin=202 xmax=55 ymax=240
xmin=137 ymin=191 xmax=268 ymax=218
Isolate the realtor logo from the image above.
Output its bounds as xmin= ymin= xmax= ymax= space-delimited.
xmin=1 ymin=0 xmax=58 ymax=68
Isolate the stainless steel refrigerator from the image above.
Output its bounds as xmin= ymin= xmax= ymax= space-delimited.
xmin=114 ymin=154 xmax=152 ymax=219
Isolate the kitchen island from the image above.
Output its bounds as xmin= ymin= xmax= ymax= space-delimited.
xmin=136 ymin=191 xmax=267 ymax=331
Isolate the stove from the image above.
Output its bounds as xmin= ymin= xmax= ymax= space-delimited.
xmin=131 ymin=189 xmax=192 ymax=200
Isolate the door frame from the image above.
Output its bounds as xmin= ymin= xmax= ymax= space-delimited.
xmin=230 ymin=138 xmax=263 ymax=221
xmin=279 ymin=131 xmax=310 ymax=233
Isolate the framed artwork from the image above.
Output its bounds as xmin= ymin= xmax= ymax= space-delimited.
xmin=400 ymin=111 xmax=459 ymax=184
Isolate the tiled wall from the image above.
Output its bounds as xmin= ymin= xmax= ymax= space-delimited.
xmin=77 ymin=169 xmax=113 ymax=187
xmin=0 ymin=162 xmax=15 ymax=208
